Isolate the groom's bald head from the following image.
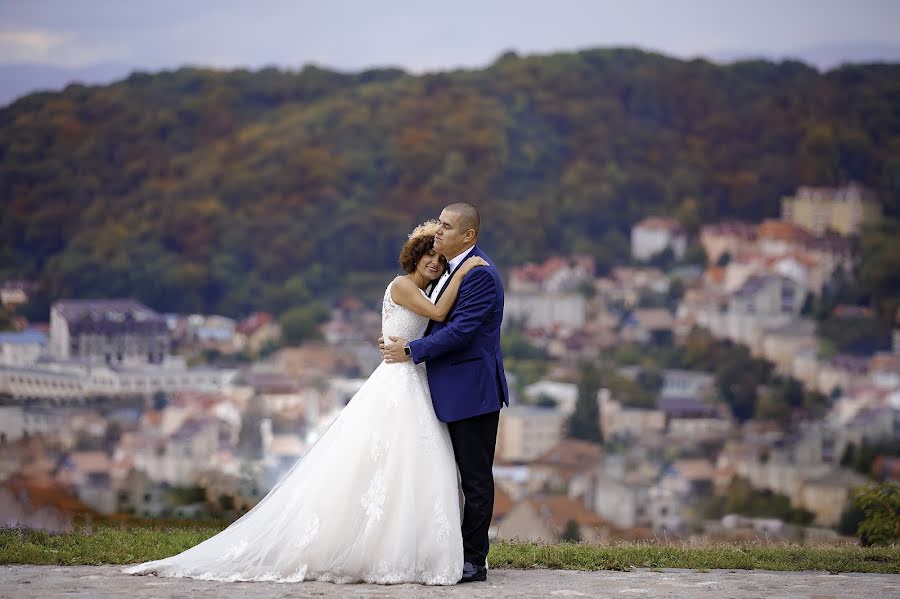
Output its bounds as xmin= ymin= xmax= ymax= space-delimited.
xmin=444 ymin=202 xmax=480 ymax=238
xmin=434 ymin=202 xmax=480 ymax=258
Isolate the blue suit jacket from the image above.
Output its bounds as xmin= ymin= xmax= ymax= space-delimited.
xmin=408 ymin=245 xmax=509 ymax=423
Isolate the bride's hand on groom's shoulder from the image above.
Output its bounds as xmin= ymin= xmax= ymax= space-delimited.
xmin=460 ymin=256 xmax=488 ymax=275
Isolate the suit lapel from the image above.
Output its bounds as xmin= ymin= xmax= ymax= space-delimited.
xmin=433 ymin=244 xmax=481 ymax=305
xmin=426 ymin=245 xmax=480 ymax=335
xmin=433 ymin=267 xmax=459 ymax=305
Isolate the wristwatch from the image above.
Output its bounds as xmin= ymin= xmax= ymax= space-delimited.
xmin=404 ymin=344 xmax=411 ymax=357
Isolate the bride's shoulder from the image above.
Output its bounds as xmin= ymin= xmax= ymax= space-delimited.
xmin=390 ymin=276 xmax=430 ymax=305
xmin=389 ymin=275 xmax=415 ymax=297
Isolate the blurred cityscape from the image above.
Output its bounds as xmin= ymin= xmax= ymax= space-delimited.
xmin=1 ymin=182 xmax=896 ymax=544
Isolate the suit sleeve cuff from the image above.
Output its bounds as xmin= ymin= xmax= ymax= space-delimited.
xmin=408 ymin=339 xmax=425 ymax=364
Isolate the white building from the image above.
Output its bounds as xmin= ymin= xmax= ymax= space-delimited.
xmin=50 ymin=299 xmax=170 ymax=365
xmin=592 ymin=473 xmax=647 ymax=529
xmin=699 ymin=222 xmax=757 ymax=265
xmin=0 ymin=359 xmax=237 ymax=401
xmin=523 ymin=380 xmax=578 ymax=415
xmin=660 ymin=369 xmax=715 ymax=400
xmin=496 ymin=406 xmax=566 ymax=462
xmin=188 ymin=314 xmax=237 ymax=343
xmin=0 ymin=330 xmax=47 ymax=367
xmin=509 ymin=256 xmax=595 ymax=293
xmin=56 ymin=451 xmax=117 ymax=514
xmin=631 ymin=217 xmax=687 ymax=261
xmin=0 ymin=406 xmax=25 ymax=444
xmin=599 ymin=394 xmax=666 ymax=439
xmin=730 ymin=274 xmax=804 ymax=318
xmin=870 ymin=353 xmax=900 ymax=389
xmin=0 ymin=280 xmax=34 ymax=308
xmin=127 ymin=419 xmax=221 ymax=486
xmin=504 ymin=292 xmax=587 ymax=330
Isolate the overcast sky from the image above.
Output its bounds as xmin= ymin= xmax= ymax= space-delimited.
xmin=2 ymin=1 xmax=899 ymax=104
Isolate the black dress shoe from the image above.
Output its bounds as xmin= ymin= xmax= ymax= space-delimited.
xmin=460 ymin=562 xmax=487 ymax=583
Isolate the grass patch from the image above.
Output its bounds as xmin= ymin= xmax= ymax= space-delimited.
xmin=1 ymin=526 xmax=899 ymax=574
xmin=489 ymin=540 xmax=900 ymax=574
xmin=0 ymin=523 xmax=224 ymax=566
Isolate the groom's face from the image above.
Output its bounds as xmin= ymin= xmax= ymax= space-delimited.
xmin=434 ymin=209 xmax=472 ymax=259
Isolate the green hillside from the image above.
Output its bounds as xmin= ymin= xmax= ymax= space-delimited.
xmin=2 ymin=48 xmax=898 ymax=316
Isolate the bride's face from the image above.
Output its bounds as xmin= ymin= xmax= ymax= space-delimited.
xmin=416 ymin=249 xmax=446 ymax=282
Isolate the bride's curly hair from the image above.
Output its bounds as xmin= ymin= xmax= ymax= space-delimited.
xmin=399 ymin=220 xmax=449 ymax=274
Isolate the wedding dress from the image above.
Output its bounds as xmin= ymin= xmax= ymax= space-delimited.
xmin=123 ymin=281 xmax=464 ymax=584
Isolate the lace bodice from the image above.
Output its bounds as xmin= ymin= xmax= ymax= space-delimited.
xmin=382 ymin=280 xmax=430 ymax=342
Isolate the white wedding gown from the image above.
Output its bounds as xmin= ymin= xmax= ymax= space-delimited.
xmin=123 ymin=282 xmax=464 ymax=584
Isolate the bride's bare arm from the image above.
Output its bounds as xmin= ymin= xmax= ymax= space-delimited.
xmin=391 ymin=257 xmax=487 ymax=322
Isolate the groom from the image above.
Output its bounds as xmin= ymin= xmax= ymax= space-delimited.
xmin=383 ymin=202 xmax=509 ymax=583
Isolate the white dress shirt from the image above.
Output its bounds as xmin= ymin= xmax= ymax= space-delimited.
xmin=430 ymin=245 xmax=476 ymax=301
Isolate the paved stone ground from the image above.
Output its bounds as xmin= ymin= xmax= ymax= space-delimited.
xmin=1 ymin=566 xmax=898 ymax=598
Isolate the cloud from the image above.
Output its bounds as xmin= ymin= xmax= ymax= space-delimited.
xmin=0 ymin=30 xmax=72 ymax=60
xmin=0 ymin=29 xmax=128 ymax=66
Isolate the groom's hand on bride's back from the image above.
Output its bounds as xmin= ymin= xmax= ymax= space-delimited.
xmin=383 ymin=336 xmax=410 ymax=363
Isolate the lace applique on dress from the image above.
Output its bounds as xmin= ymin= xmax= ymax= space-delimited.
xmin=217 ymin=537 xmax=248 ymax=562
xmin=371 ymin=555 xmax=415 ymax=584
xmin=416 ymin=407 xmax=438 ymax=454
xmin=295 ymin=514 xmax=320 ymax=550
xmin=433 ymin=502 xmax=450 ymax=541
xmin=361 ymin=471 xmax=387 ymax=531
xmin=370 ymin=436 xmax=388 ymax=462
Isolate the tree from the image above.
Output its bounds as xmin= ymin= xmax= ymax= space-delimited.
xmin=841 ymin=440 xmax=900 ymax=477
xmin=576 ymin=279 xmax=596 ymax=299
xmin=859 ymin=219 xmax=900 ymax=320
xmin=818 ymin=314 xmax=891 ymax=356
xmin=713 ymin=343 xmax=773 ymax=422
xmin=753 ymin=386 xmax=791 ymax=424
xmin=840 ymin=442 xmax=858 ymax=468
xmin=568 ymin=362 xmax=603 ymax=442
xmin=152 ymin=390 xmax=169 ymax=410
xmin=851 ymin=483 xmax=900 ymax=546
xmin=666 ymin=278 xmax=685 ymax=309
xmin=837 ymin=501 xmax=866 ymax=537
xmin=167 ymin=485 xmax=206 ymax=506
xmin=103 ymin=421 xmax=123 ymax=451
xmin=561 ymin=519 xmax=582 ymax=542
xmin=279 ymin=302 xmax=329 ymax=345
xmin=646 ymin=247 xmax=676 ymax=270
xmin=681 ymin=241 xmax=707 ymax=266
xmin=265 ymin=276 xmax=312 ymax=315
xmin=501 ymin=326 xmax=545 ymax=360
xmin=722 ymin=477 xmax=814 ymax=525
xmin=3 ymin=56 xmax=899 ymax=316
xmin=716 ymin=251 xmax=732 ymax=267
xmin=800 ymin=292 xmax=815 ymax=316
xmin=0 ymin=307 xmax=13 ymax=332
xmin=535 ymin=394 xmax=558 ymax=408
xmin=237 ymin=396 xmax=266 ymax=460
xmin=635 ymin=368 xmax=663 ymax=398
xmin=218 ymin=494 xmax=235 ymax=512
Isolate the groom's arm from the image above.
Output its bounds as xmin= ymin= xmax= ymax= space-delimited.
xmin=408 ymin=268 xmax=497 ymax=364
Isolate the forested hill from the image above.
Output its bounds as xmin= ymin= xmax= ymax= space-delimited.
xmin=2 ymin=48 xmax=899 ymax=316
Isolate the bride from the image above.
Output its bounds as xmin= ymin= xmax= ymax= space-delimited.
xmin=123 ymin=221 xmax=487 ymax=585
